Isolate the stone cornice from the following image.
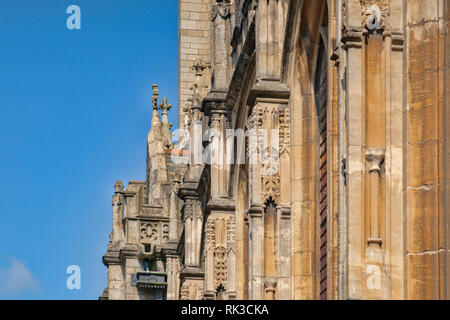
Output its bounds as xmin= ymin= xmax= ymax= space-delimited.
xmin=178 ymin=180 xmax=200 ymax=199
xmin=102 ymin=248 xmax=120 ymax=266
xmin=206 ymin=197 xmax=235 ymax=213
xmin=246 ymin=79 xmax=290 ymax=107
xmin=390 ymin=29 xmax=404 ymax=51
xmin=134 ymin=215 xmax=170 ymax=222
xmin=102 ymin=243 xmax=139 ymax=266
xmin=159 ymin=242 xmax=179 ymax=256
xmin=202 ymin=90 xmax=229 ymax=117
xmin=341 ymin=27 xmax=363 ymax=49
xmin=278 ymin=206 xmax=291 ymax=220
xmin=179 ymin=266 xmax=204 ymax=280
xmin=247 ymin=205 xmax=263 ymax=218
xmin=119 ymin=244 xmax=139 ymax=262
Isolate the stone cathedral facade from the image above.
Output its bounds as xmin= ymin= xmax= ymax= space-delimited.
xmin=101 ymin=0 xmax=450 ymax=300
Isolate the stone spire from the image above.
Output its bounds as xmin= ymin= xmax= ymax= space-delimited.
xmin=146 ymin=84 xmax=169 ymax=204
xmin=160 ymin=97 xmax=171 ymax=122
xmin=151 ymin=84 xmax=161 ymax=126
xmin=159 ymin=97 xmax=173 ymax=149
xmin=148 ymin=84 xmax=164 ymax=156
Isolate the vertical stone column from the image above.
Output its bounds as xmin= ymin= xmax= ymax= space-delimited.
xmin=204 ymin=99 xmax=232 ymax=199
xmin=183 ymin=199 xmax=193 ymax=266
xmin=182 ymin=197 xmax=203 ymax=268
xmin=255 ymin=0 xmax=287 ymax=80
xmin=341 ymin=22 xmax=364 ymax=299
xmin=338 ymin=0 xmax=406 ymax=300
xmin=248 ymin=206 xmax=263 ymax=299
xmin=204 ymin=218 xmax=216 ymax=299
xmin=209 ymin=113 xmax=226 ymax=198
xmin=211 ymin=0 xmax=232 ymax=90
xmin=167 ymin=255 xmax=180 ymax=300
xmin=404 ymin=0 xmax=449 ymax=299
xmin=247 ymin=105 xmax=263 ymax=207
xmin=169 ymin=190 xmax=178 ymax=240
xmin=445 ymin=0 xmax=450 ymax=301
xmin=277 ymin=206 xmax=291 ymax=299
xmin=112 ymin=181 xmax=124 ymax=243
xmin=227 ymin=215 xmax=236 ymax=299
xmin=235 ymin=167 xmax=249 ymax=299
xmin=192 ymin=199 xmax=203 ymax=266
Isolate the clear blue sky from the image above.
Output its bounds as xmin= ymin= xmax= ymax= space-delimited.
xmin=0 ymin=0 xmax=178 ymax=299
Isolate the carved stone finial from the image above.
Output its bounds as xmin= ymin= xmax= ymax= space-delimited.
xmin=114 ymin=180 xmax=124 ymax=193
xmin=191 ymin=58 xmax=209 ymax=77
xmin=152 ymin=84 xmax=159 ymax=111
xmin=159 ymin=97 xmax=172 ymax=115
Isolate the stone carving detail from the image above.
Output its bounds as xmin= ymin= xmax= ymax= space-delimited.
xmin=262 ymin=175 xmax=280 ymax=204
xmin=182 ymin=58 xmax=209 ymax=132
xmin=279 ymin=106 xmax=290 ymax=155
xmin=194 ymin=203 xmax=203 ymax=224
xmin=206 ymin=216 xmax=235 ymax=292
xmin=361 ymin=1 xmax=390 ymax=32
xmin=140 ymin=223 xmax=159 ymax=243
xmin=181 ymin=282 xmax=189 ymax=300
xmin=206 ymin=219 xmax=216 ymax=249
xmin=366 ymin=148 xmax=385 ymax=175
xmin=205 ymin=101 xmax=231 ymax=130
xmin=246 ymin=106 xmax=263 ymax=164
xmin=214 ymin=246 xmax=227 ymax=288
xmin=246 ymin=105 xmax=263 ymax=131
xmin=261 ymin=146 xmax=280 ymax=176
xmin=197 ymin=284 xmax=204 ymax=299
xmin=226 ymin=216 xmax=235 ymax=246
xmin=264 ymin=280 xmax=277 ymax=300
xmin=162 ymin=224 xmax=169 ymax=242
xmin=167 ymin=257 xmax=173 ymax=273
xmin=112 ymin=193 xmax=123 ymax=207
xmin=191 ymin=58 xmax=209 ymax=76
xmin=365 ymin=148 xmax=385 ymax=247
xmin=184 ymin=199 xmax=194 ymax=221
xmin=211 ymin=0 xmax=232 ymax=21
xmin=180 ymin=281 xmax=203 ymax=300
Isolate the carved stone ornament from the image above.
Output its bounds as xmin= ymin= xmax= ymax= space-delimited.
xmin=261 ymin=146 xmax=280 ymax=176
xmin=140 ymin=223 xmax=159 ymax=243
xmin=211 ymin=0 xmax=232 ymax=21
xmin=226 ymin=216 xmax=235 ymax=247
xmin=262 ymin=175 xmax=281 ymax=204
xmin=189 ymin=83 xmax=203 ymax=122
xmin=181 ymin=282 xmax=190 ymax=300
xmin=112 ymin=193 xmax=123 ymax=207
xmin=206 ymin=220 xmax=216 ymax=250
xmin=191 ymin=58 xmax=209 ymax=77
xmin=162 ymin=224 xmax=169 ymax=241
xmin=214 ymin=246 xmax=227 ymax=288
xmin=365 ymin=148 xmax=385 ymax=174
xmin=184 ymin=199 xmax=194 ymax=221
xmin=361 ymin=2 xmax=390 ymax=32
xmin=166 ymin=258 xmax=173 ymax=273
xmin=279 ymin=106 xmax=290 ymax=155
